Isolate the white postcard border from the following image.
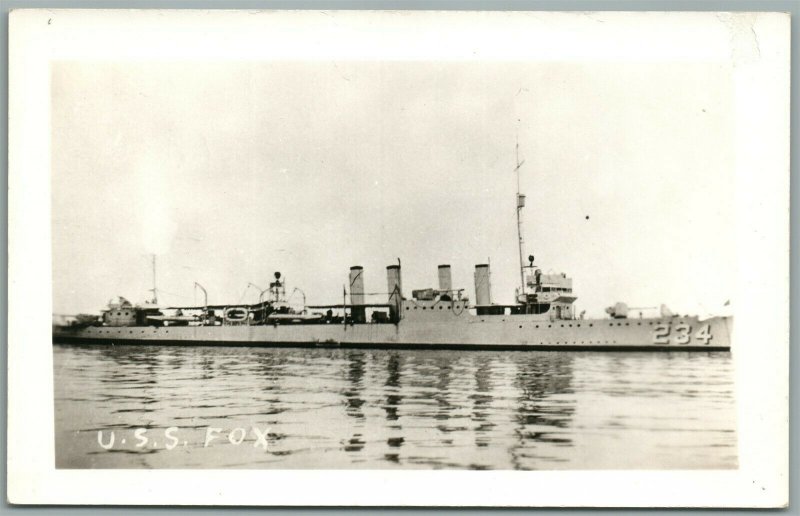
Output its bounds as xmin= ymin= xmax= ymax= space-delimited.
xmin=7 ymin=9 xmax=790 ymax=507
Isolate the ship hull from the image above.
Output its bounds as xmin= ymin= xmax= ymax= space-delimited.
xmin=53 ymin=315 xmax=732 ymax=351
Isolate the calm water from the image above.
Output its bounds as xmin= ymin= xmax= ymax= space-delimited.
xmin=53 ymin=345 xmax=737 ymax=469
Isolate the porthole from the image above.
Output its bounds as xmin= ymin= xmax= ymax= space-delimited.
xmin=519 ymin=325 xmax=522 ymax=329
xmin=535 ymin=325 xmax=539 ymax=329
xmin=406 ymin=307 xmax=410 ymax=310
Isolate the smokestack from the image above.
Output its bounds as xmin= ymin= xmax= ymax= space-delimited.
xmin=437 ymin=264 xmax=452 ymax=292
xmin=349 ymin=266 xmax=364 ymax=305
xmin=474 ymin=264 xmax=491 ymax=306
xmin=349 ymin=266 xmax=365 ymax=323
xmin=386 ymin=264 xmax=402 ymax=307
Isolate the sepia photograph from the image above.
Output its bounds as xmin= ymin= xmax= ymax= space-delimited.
xmin=8 ymin=9 xmax=790 ymax=506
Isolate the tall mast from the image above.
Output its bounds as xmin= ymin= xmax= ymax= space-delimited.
xmin=514 ymin=136 xmax=526 ymax=296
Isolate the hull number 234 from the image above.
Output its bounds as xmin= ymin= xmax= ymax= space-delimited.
xmin=652 ymin=323 xmax=712 ymax=345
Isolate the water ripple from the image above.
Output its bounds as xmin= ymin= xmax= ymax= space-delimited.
xmin=54 ymin=345 xmax=737 ymax=470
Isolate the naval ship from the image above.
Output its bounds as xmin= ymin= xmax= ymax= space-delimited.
xmin=52 ymin=149 xmax=733 ymax=352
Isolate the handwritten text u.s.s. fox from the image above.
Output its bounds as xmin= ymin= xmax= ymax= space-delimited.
xmin=96 ymin=427 xmax=270 ymax=451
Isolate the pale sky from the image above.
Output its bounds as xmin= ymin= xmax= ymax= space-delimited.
xmin=52 ymin=60 xmax=735 ymax=317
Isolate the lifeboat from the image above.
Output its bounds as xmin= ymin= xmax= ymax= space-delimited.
xmin=223 ymin=307 xmax=249 ymax=323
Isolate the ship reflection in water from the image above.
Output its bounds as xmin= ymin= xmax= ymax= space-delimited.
xmin=53 ymin=345 xmax=737 ymax=469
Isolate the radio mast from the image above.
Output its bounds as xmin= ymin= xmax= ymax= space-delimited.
xmin=514 ymin=136 xmax=527 ymax=297
xmin=150 ymin=254 xmax=158 ymax=305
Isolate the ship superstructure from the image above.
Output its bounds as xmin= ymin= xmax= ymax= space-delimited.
xmin=52 ymin=252 xmax=731 ymax=351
